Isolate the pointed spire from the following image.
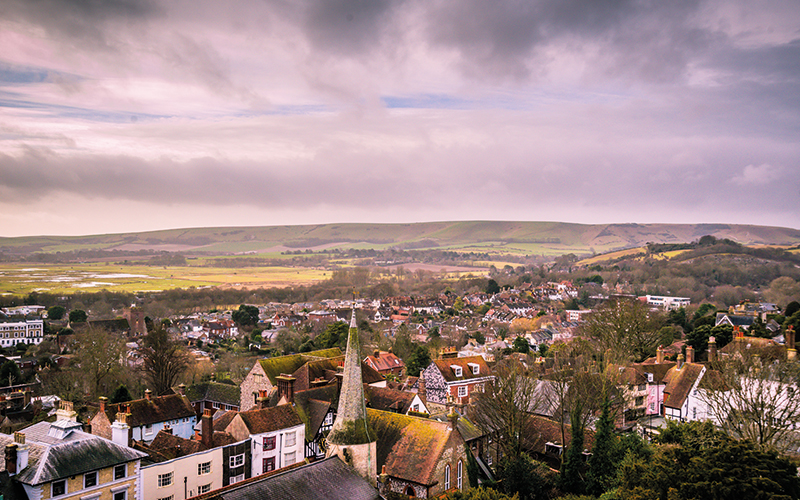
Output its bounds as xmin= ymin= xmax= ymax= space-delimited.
xmin=327 ymin=309 xmax=373 ymax=446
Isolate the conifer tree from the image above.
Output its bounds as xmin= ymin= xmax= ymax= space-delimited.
xmin=586 ymin=396 xmax=616 ymax=496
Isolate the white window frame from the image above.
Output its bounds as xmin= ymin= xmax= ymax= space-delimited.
xmin=451 ymin=365 xmax=462 ymax=377
xmin=157 ymin=496 xmax=174 ymax=500
xmin=198 ymin=461 xmax=212 ymax=475
xmin=284 ymin=451 xmax=296 ymax=466
xmin=457 ymin=386 xmax=467 ymax=398
xmin=230 ymin=454 xmax=245 ymax=468
xmin=52 ymin=479 xmax=67 ymax=497
xmin=444 ymin=464 xmax=451 ymax=490
xmin=84 ymin=470 xmax=98 ymax=489
xmin=457 ymin=460 xmax=463 ymax=490
xmin=114 ymin=464 xmax=127 ymax=480
xmin=158 ymin=472 xmax=174 ymax=488
xmin=198 ymin=484 xmax=212 ymax=494
xmin=229 ymin=474 xmax=245 ymax=485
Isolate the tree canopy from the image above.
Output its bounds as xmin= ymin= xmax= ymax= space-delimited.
xmin=140 ymin=326 xmax=191 ymax=395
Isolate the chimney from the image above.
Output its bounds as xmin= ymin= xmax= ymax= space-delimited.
xmin=373 ymin=350 xmax=380 ymax=358
xmin=656 ymin=345 xmax=664 ymax=364
xmin=448 ymin=407 xmax=460 ymax=429
xmin=257 ymin=389 xmax=269 ymax=409
xmin=677 ymin=353 xmax=685 ymax=370
xmin=13 ymin=432 xmax=28 ymax=473
xmin=787 ymin=326 xmax=797 ymax=361
xmin=311 ymin=377 xmax=327 ymax=388
xmin=418 ymin=377 xmax=427 ymax=404
xmin=201 ymin=408 xmax=213 ymax=449
xmin=99 ymin=396 xmax=108 ymax=414
xmin=178 ymin=384 xmax=186 ymax=396
xmin=5 ymin=444 xmax=17 ymax=475
xmin=734 ymin=325 xmax=743 ymax=340
xmin=23 ymin=388 xmax=31 ymax=407
xmin=56 ymin=400 xmax=77 ymax=422
xmin=708 ymin=336 xmax=717 ymax=363
xmin=162 ymin=425 xmax=173 ymax=435
xmin=144 ymin=389 xmax=152 ymax=401
xmin=686 ymin=345 xmax=694 ymax=364
xmin=111 ymin=412 xmax=130 ymax=447
xmin=276 ymin=374 xmax=296 ymax=405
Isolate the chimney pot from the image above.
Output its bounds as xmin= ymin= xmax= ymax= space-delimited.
xmin=144 ymin=389 xmax=152 ymax=401
xmin=178 ymin=384 xmax=186 ymax=396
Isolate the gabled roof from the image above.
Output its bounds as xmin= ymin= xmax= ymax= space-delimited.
xmin=107 ymin=393 xmax=196 ymax=428
xmin=237 ymin=405 xmax=303 ymax=435
xmin=257 ymin=348 xmax=342 ymax=385
xmin=182 ymin=382 xmax=240 ymax=406
xmin=368 ymin=409 xmax=457 ymax=486
xmin=196 ymin=456 xmax=381 ymax=500
xmin=365 ymin=385 xmax=416 ymax=414
xmin=662 ymin=363 xmax=705 ymax=409
xmin=4 ymin=421 xmax=146 ymax=486
xmin=364 ymin=351 xmax=405 ymax=372
xmin=432 ymin=355 xmax=492 ymax=383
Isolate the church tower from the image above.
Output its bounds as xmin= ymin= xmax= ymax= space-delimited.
xmin=326 ymin=309 xmax=376 ymax=482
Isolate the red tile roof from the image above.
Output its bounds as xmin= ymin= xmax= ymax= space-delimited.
xmin=432 ymin=356 xmax=491 ymax=382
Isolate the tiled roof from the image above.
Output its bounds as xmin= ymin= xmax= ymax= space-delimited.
xmin=258 ymin=348 xmax=342 ymax=385
xmin=107 ymin=393 xmax=196 ymax=428
xmin=368 ymin=408 xmax=453 ymax=486
xmin=432 ymin=355 xmax=492 ymax=382
xmin=182 ymin=382 xmax=240 ymax=406
xmin=522 ymin=415 xmax=595 ymax=452
xmin=365 ymin=385 xmax=416 ymax=414
xmin=5 ymin=421 xmax=146 ymax=486
xmin=662 ymin=363 xmax=704 ymax=409
xmin=238 ymin=404 xmax=303 ymax=435
xmin=364 ymin=351 xmax=405 ymax=372
xmin=196 ymin=456 xmax=381 ymax=500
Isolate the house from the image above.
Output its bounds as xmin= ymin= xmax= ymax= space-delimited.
xmin=0 ymin=319 xmax=44 ymax=348
xmin=223 ymin=401 xmax=305 ymax=477
xmin=365 ymin=385 xmax=428 ymax=415
xmin=715 ymin=313 xmax=755 ymax=331
xmin=90 ymin=390 xmax=197 ymax=444
xmin=190 ymin=456 xmax=382 ymax=500
xmin=181 ymin=381 xmax=241 ymax=417
xmin=205 ymin=320 xmax=238 ymax=339
xmin=364 ymin=350 xmax=405 ymax=377
xmin=661 ymin=353 xmax=708 ymax=422
xmin=370 ymin=409 xmax=472 ymax=498
xmin=0 ymin=401 xmax=146 ymax=500
xmin=420 ymin=355 xmax=494 ymax=406
xmin=239 ymin=348 xmax=342 ymax=411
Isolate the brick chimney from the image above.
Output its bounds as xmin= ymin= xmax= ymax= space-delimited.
xmin=276 ymin=374 xmax=296 ymax=405
xmin=257 ymin=389 xmax=269 ymax=409
xmin=418 ymin=377 xmax=427 ymax=404
xmin=178 ymin=384 xmax=186 ymax=396
xmin=162 ymin=425 xmax=173 ymax=435
xmin=23 ymin=388 xmax=31 ymax=407
xmin=311 ymin=377 xmax=328 ymax=388
xmin=686 ymin=345 xmax=694 ymax=364
xmin=656 ymin=345 xmax=664 ymax=364
xmin=708 ymin=336 xmax=717 ymax=362
xmin=676 ymin=353 xmax=685 ymax=370
xmin=201 ymin=408 xmax=213 ymax=449
xmin=144 ymin=389 xmax=152 ymax=401
xmin=13 ymin=432 xmax=27 ymax=473
xmin=787 ymin=326 xmax=796 ymax=361
xmin=5 ymin=444 xmax=17 ymax=475
xmin=99 ymin=396 xmax=108 ymax=414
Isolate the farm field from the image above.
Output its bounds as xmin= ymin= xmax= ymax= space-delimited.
xmin=0 ymin=263 xmax=328 ymax=295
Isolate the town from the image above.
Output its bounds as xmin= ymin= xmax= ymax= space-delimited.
xmin=0 ymin=260 xmax=799 ymax=500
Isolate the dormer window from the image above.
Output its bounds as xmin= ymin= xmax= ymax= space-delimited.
xmin=468 ymin=363 xmax=480 ymax=375
xmin=451 ymin=365 xmax=462 ymax=377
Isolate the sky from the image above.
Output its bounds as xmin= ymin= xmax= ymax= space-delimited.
xmin=1 ymin=0 xmax=799 ymax=237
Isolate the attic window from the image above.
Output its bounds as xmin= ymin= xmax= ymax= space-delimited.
xmin=451 ymin=365 xmax=463 ymax=377
xmin=468 ymin=363 xmax=480 ymax=375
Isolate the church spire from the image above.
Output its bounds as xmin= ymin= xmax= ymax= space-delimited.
xmin=328 ymin=308 xmax=372 ymax=445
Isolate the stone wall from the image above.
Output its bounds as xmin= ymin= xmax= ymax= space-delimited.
xmin=239 ymin=363 xmax=272 ymax=411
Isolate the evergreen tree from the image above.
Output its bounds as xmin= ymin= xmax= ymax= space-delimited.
xmin=586 ymin=397 xmax=616 ymax=496
xmin=406 ymin=344 xmax=431 ymax=377
xmin=110 ymin=384 xmax=133 ymax=404
xmin=560 ymin=412 xmax=586 ymax=494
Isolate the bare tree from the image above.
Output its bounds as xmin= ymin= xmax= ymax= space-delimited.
xmin=139 ymin=326 xmax=191 ymax=395
xmin=74 ymin=327 xmax=125 ymax=399
xmin=580 ymin=298 xmax=664 ymax=362
xmin=701 ymin=353 xmax=800 ymax=452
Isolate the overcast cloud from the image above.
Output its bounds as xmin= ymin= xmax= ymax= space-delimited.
xmin=1 ymin=0 xmax=798 ymax=236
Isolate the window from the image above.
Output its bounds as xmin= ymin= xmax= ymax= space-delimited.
xmin=264 ymin=456 xmax=276 ymax=472
xmin=114 ymin=464 xmax=127 ymax=480
xmin=198 ymin=484 xmax=212 ymax=494
xmin=451 ymin=365 xmax=462 ymax=377
xmin=264 ymin=436 xmax=276 ymax=451
xmin=413 ymin=404 xmax=419 ymax=412
xmin=284 ymin=451 xmax=296 ymax=466
xmin=457 ymin=386 xmax=467 ymax=398
xmin=285 ymin=431 xmax=296 ymax=447
xmin=84 ymin=471 xmax=98 ymax=488
xmin=468 ymin=363 xmax=479 ymax=375
xmin=230 ymin=454 xmax=245 ymax=468
xmin=457 ymin=460 xmax=463 ymax=490
xmin=157 ymin=496 xmax=174 ymax=500
xmin=158 ymin=472 xmax=174 ymax=488
xmin=145 ymin=423 xmax=154 ymax=435
xmin=230 ymin=474 xmax=245 ymax=485
xmin=52 ymin=479 xmax=67 ymax=497
xmin=113 ymin=490 xmax=127 ymax=500
xmin=444 ymin=464 xmax=451 ymax=490
xmin=198 ymin=461 xmax=211 ymax=475
xmin=323 ymin=412 xmax=334 ymax=426
xmin=212 ymin=402 xmax=221 ymax=409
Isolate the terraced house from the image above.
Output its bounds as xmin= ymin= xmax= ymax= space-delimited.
xmin=0 ymin=402 xmax=146 ymax=500
xmin=0 ymin=319 xmax=43 ymax=348
xmin=91 ymin=390 xmax=197 ymax=444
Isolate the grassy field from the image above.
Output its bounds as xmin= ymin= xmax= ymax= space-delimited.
xmin=0 ymin=263 xmax=328 ymax=295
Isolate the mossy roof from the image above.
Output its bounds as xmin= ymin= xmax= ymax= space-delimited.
xmin=182 ymin=382 xmax=240 ymax=406
xmin=107 ymin=393 xmax=196 ymax=427
xmin=258 ymin=348 xmax=342 ymax=385
xmin=238 ymin=404 xmax=303 ymax=435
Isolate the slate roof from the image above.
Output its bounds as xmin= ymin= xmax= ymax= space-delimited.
xmin=238 ymin=404 xmax=303 ymax=435
xmin=106 ymin=393 xmax=196 ymax=427
xmin=4 ymin=421 xmax=146 ymax=486
xmin=182 ymin=382 xmax=240 ymax=406
xmin=365 ymin=385 xmax=416 ymax=414
xmin=368 ymin=408 xmax=454 ymax=486
xmin=716 ymin=313 xmax=756 ymax=328
xmin=662 ymin=363 xmax=705 ymax=409
xmin=140 ymin=429 xmax=237 ymax=463
xmin=257 ymin=348 xmax=342 ymax=385
xmin=432 ymin=355 xmax=492 ymax=383
xmin=197 ymin=456 xmax=381 ymax=500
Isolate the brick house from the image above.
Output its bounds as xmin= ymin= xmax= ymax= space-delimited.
xmin=420 ymin=355 xmax=494 ymax=406
xmin=364 ymin=350 xmax=405 ymax=377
